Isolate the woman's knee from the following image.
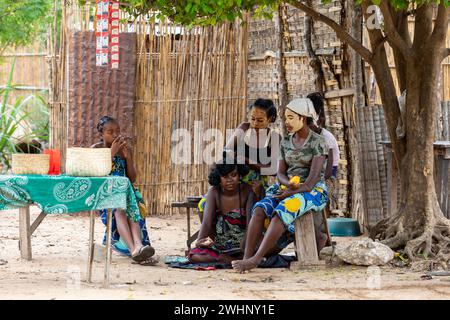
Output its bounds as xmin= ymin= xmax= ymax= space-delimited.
xmin=252 ymin=207 xmax=266 ymax=221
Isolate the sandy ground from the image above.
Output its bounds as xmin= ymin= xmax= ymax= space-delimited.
xmin=1 ymin=206 xmax=450 ymax=300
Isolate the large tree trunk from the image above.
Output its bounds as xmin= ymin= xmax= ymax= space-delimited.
xmin=371 ymin=42 xmax=450 ymax=268
xmin=289 ymin=0 xmax=450 ymax=267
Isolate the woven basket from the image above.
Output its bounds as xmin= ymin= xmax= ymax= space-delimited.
xmin=66 ymin=148 xmax=112 ymax=177
xmin=12 ymin=154 xmax=50 ymax=175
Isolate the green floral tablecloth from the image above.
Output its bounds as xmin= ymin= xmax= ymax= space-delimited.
xmin=0 ymin=174 xmax=140 ymax=221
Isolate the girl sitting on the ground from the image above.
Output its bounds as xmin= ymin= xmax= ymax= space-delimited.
xmin=92 ymin=116 xmax=156 ymax=266
xmin=189 ymin=159 xmax=255 ymax=264
xmin=232 ymin=98 xmax=329 ymax=272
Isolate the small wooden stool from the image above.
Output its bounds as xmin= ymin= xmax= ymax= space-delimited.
xmin=290 ymin=210 xmax=330 ymax=269
xmin=171 ymin=200 xmax=200 ymax=249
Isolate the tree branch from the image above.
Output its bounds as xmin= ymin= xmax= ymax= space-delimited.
xmin=390 ymin=7 xmax=410 ymax=91
xmin=378 ymin=0 xmax=413 ymax=59
xmin=360 ymin=0 xmax=406 ymax=160
xmin=392 ymin=8 xmax=412 ymax=48
xmin=430 ymin=1 xmax=450 ymax=45
xmin=287 ymin=0 xmax=373 ymax=64
xmin=413 ymin=3 xmax=434 ymax=53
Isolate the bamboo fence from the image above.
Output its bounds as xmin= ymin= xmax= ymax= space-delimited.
xmin=47 ymin=1 xmax=248 ymax=215
xmin=3 ymin=0 xmax=449 ymax=221
xmin=0 ymin=42 xmax=49 ymax=102
xmin=248 ymin=3 xmax=351 ymax=215
xmin=133 ymin=18 xmax=248 ymax=215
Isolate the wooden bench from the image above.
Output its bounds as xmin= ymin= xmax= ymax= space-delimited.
xmin=291 ymin=210 xmax=331 ymax=269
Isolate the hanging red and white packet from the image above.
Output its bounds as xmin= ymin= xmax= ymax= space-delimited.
xmin=96 ymin=0 xmax=109 ymax=67
xmin=109 ymin=2 xmax=120 ymax=69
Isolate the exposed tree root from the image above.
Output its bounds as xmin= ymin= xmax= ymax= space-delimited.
xmin=370 ymin=206 xmax=450 ymax=269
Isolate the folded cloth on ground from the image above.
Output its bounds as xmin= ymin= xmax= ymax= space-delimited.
xmin=168 ymin=262 xmax=231 ymax=270
xmin=164 ymin=255 xmax=190 ymax=264
xmin=165 ymin=254 xmax=296 ymax=270
xmin=258 ymin=254 xmax=297 ymax=268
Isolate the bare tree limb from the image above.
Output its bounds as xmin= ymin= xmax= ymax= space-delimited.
xmin=392 ymin=8 xmax=412 ymax=48
xmin=360 ymin=0 xmax=406 ymax=160
xmin=379 ymin=0 xmax=413 ymax=59
xmin=390 ymin=7 xmax=410 ymax=91
xmin=287 ymin=0 xmax=373 ymax=64
xmin=413 ymin=4 xmax=434 ymax=53
xmin=276 ymin=4 xmax=289 ymax=132
xmin=430 ymin=1 xmax=450 ymax=45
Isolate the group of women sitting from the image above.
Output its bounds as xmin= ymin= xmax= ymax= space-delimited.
xmin=190 ymin=93 xmax=340 ymax=272
xmin=92 ymin=93 xmax=339 ymax=270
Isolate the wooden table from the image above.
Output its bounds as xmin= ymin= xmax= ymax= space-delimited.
xmin=1 ymin=174 xmax=140 ymax=289
xmin=18 ymin=205 xmax=113 ymax=288
xmin=379 ymin=140 xmax=450 ymax=218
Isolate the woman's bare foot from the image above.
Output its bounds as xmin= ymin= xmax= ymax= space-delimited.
xmin=231 ymin=257 xmax=262 ymax=273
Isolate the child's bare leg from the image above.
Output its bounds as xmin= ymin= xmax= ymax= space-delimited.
xmin=232 ymin=215 xmax=285 ymax=272
xmin=243 ymin=208 xmax=266 ymax=259
xmin=114 ymin=209 xmax=136 ymax=254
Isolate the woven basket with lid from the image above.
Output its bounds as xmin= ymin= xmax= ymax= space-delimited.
xmin=12 ymin=154 xmax=50 ymax=175
xmin=65 ymin=148 xmax=112 ymax=177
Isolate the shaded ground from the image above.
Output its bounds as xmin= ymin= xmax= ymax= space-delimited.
xmin=1 ymin=206 xmax=450 ymax=299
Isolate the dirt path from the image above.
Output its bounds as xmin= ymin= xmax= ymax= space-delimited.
xmin=1 ymin=206 xmax=449 ymax=299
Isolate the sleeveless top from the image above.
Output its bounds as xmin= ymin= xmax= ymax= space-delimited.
xmin=236 ymin=128 xmax=273 ymax=169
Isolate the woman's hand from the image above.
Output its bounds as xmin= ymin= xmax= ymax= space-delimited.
xmin=110 ymin=136 xmax=123 ymax=157
xmin=273 ymin=188 xmax=296 ymax=200
xmin=122 ymin=140 xmax=131 ymax=159
xmin=249 ymin=180 xmax=263 ymax=197
xmin=195 ymin=237 xmax=214 ymax=248
xmin=111 ymin=136 xmax=127 ymax=158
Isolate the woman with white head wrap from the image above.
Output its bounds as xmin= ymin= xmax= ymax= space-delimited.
xmin=232 ymin=98 xmax=329 ymax=272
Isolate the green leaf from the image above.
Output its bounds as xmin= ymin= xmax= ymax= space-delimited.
xmin=185 ymin=2 xmax=193 ymax=13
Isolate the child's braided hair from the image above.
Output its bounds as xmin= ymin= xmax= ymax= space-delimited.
xmin=97 ymin=116 xmax=117 ymax=133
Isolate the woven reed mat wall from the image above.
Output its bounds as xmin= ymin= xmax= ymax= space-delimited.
xmin=247 ymin=1 xmax=350 ymax=215
xmin=67 ymin=32 xmax=137 ymax=147
xmin=52 ymin=2 xmax=247 ymax=216
xmin=247 ymin=1 xmax=450 ymax=225
xmin=134 ymin=20 xmax=248 ymax=215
